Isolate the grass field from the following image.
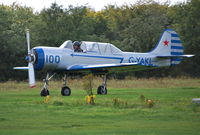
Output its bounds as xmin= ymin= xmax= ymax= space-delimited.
xmin=0 ymin=78 xmax=200 ymax=135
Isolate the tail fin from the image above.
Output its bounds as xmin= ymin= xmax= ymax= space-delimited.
xmin=150 ymin=29 xmax=184 ymax=66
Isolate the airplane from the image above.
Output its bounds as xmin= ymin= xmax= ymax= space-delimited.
xmin=14 ymin=29 xmax=194 ymax=96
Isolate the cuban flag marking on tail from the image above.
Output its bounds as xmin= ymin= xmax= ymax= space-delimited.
xmin=149 ymin=29 xmax=191 ymax=66
xmin=170 ymin=31 xmax=183 ymax=66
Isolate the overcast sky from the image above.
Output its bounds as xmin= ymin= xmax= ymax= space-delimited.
xmin=0 ymin=0 xmax=186 ymax=11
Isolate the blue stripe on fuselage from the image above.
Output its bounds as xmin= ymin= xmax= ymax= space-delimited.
xmin=71 ymin=53 xmax=124 ymax=63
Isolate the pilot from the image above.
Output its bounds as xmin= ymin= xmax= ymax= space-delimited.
xmin=73 ymin=41 xmax=83 ymax=52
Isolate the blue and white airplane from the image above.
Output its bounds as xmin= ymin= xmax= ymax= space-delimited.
xmin=14 ymin=29 xmax=194 ymax=96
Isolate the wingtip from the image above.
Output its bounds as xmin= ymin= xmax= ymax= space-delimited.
xmin=13 ymin=67 xmax=29 ymax=70
xmin=182 ymin=54 xmax=195 ymax=58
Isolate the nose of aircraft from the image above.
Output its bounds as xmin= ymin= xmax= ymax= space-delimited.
xmin=25 ymin=56 xmax=29 ymax=61
xmin=25 ymin=54 xmax=35 ymax=63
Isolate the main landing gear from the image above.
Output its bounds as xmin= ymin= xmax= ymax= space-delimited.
xmin=61 ymin=74 xmax=71 ymax=96
xmin=40 ymin=72 xmax=108 ymax=96
xmin=97 ymin=74 xmax=108 ymax=95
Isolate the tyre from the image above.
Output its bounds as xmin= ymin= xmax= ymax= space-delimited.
xmin=40 ymin=88 xmax=50 ymax=97
xmin=97 ymin=85 xmax=107 ymax=95
xmin=61 ymin=86 xmax=71 ymax=96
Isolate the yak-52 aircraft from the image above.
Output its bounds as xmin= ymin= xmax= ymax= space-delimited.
xmin=14 ymin=29 xmax=194 ymax=96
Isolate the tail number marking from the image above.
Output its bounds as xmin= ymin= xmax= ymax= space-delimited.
xmin=129 ymin=57 xmax=151 ymax=66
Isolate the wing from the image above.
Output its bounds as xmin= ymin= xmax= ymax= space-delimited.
xmin=67 ymin=63 xmax=156 ymax=72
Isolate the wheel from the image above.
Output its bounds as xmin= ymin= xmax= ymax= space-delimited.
xmin=61 ymin=86 xmax=71 ymax=96
xmin=97 ymin=85 xmax=107 ymax=95
xmin=40 ymin=88 xmax=50 ymax=97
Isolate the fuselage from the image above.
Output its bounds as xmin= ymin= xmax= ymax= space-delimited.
xmin=32 ymin=46 xmax=171 ymax=71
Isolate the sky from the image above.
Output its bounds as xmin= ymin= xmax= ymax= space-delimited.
xmin=0 ymin=0 xmax=186 ymax=11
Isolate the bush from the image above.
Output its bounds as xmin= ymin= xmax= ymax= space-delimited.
xmin=82 ymin=74 xmax=95 ymax=104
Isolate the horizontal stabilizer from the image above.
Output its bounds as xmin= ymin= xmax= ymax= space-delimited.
xmin=13 ymin=67 xmax=29 ymax=70
xmin=157 ymin=55 xmax=194 ymax=58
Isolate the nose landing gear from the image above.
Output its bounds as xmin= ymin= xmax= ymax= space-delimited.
xmin=40 ymin=72 xmax=55 ymax=96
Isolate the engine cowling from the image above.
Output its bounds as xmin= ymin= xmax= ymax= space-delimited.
xmin=33 ymin=47 xmax=64 ymax=71
xmin=33 ymin=48 xmax=45 ymax=70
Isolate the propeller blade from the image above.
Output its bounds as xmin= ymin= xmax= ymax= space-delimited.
xmin=28 ymin=62 xmax=36 ymax=88
xmin=26 ymin=29 xmax=31 ymax=55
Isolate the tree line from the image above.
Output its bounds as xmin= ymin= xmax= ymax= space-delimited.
xmin=0 ymin=0 xmax=199 ymax=81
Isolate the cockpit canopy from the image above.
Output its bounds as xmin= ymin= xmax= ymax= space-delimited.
xmin=60 ymin=40 xmax=122 ymax=55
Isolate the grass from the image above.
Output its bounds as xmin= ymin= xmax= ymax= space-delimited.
xmin=0 ymin=78 xmax=200 ymax=135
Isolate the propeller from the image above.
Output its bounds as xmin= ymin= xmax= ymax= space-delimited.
xmin=26 ymin=29 xmax=36 ymax=88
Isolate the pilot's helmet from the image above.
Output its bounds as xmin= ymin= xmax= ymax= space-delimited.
xmin=73 ymin=41 xmax=81 ymax=46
